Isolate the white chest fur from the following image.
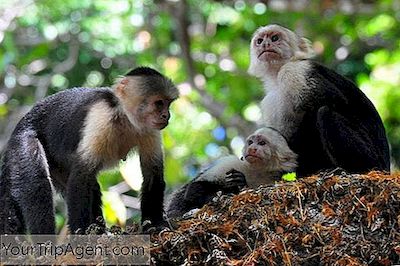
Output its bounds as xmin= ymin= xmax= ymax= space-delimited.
xmin=78 ymin=101 xmax=138 ymax=167
xmin=260 ymin=60 xmax=311 ymax=138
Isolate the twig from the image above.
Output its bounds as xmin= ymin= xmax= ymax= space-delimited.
xmin=166 ymin=0 xmax=255 ymax=137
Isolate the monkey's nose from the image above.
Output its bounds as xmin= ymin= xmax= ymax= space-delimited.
xmin=248 ymin=148 xmax=257 ymax=155
xmin=161 ymin=113 xmax=170 ymax=121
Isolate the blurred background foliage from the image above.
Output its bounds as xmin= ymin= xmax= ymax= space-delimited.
xmin=1 ymin=0 xmax=399 ymax=231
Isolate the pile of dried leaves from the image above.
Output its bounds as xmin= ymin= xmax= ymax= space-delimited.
xmin=152 ymin=171 xmax=400 ymax=265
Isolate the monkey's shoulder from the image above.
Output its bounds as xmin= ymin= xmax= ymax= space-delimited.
xmin=277 ymin=60 xmax=312 ymax=88
xmin=278 ymin=60 xmax=366 ymax=103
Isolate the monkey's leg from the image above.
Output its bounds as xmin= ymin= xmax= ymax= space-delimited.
xmin=138 ymin=137 xmax=168 ymax=227
xmin=66 ymin=168 xmax=101 ymax=233
xmin=317 ymin=106 xmax=386 ymax=173
xmin=0 ymin=177 xmax=25 ymax=234
xmin=7 ymin=132 xmax=55 ymax=234
xmin=91 ymin=184 xmax=104 ymax=225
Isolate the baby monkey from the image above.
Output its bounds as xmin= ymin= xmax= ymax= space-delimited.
xmin=167 ymin=127 xmax=297 ymax=218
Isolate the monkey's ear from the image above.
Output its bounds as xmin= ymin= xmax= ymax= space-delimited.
xmin=293 ymin=37 xmax=315 ymax=60
xmin=115 ymin=78 xmax=129 ymax=96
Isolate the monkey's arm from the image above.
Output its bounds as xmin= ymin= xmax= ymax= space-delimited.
xmin=138 ymin=133 xmax=165 ymax=225
xmin=166 ymin=181 xmax=224 ymax=218
xmin=184 ymin=182 xmax=225 ymax=206
xmin=316 ymin=106 xmax=388 ymax=173
xmin=167 ymin=169 xmax=247 ymax=218
xmin=308 ymin=62 xmax=390 ymax=172
xmin=184 ymin=170 xmax=246 ymax=203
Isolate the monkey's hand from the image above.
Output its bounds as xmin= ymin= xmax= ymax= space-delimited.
xmin=223 ymin=169 xmax=247 ymax=194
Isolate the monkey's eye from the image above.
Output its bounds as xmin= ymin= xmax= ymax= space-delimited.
xmin=256 ymin=38 xmax=263 ymax=45
xmin=258 ymin=140 xmax=266 ymax=146
xmin=154 ymin=100 xmax=164 ymax=108
xmin=271 ymin=35 xmax=279 ymax=42
xmin=247 ymin=140 xmax=253 ymax=145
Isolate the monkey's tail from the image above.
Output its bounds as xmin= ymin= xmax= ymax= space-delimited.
xmin=0 ymin=173 xmax=25 ymax=234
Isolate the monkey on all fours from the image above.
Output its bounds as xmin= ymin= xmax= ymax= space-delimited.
xmin=167 ymin=127 xmax=297 ymax=218
xmin=248 ymin=24 xmax=390 ymax=177
xmin=0 ymin=67 xmax=178 ymax=234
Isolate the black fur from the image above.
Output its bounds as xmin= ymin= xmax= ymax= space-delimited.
xmin=291 ymin=61 xmax=390 ymax=177
xmin=167 ymin=170 xmax=245 ymax=218
xmin=126 ymin=67 xmax=162 ymax=77
xmin=167 ymin=182 xmax=224 ymax=218
xmin=0 ymin=88 xmax=122 ymax=234
xmin=140 ymin=154 xmax=165 ymax=224
xmin=127 ymin=67 xmax=175 ymax=97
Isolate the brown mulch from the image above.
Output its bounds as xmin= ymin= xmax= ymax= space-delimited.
xmin=151 ymin=171 xmax=400 ymax=265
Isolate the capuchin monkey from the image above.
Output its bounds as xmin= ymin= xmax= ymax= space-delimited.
xmin=0 ymin=67 xmax=179 ymax=234
xmin=248 ymin=24 xmax=390 ymax=177
xmin=167 ymin=127 xmax=297 ymax=218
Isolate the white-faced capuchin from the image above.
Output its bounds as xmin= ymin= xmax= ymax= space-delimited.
xmin=167 ymin=127 xmax=297 ymax=218
xmin=248 ymin=24 xmax=390 ymax=177
xmin=0 ymin=67 xmax=178 ymax=234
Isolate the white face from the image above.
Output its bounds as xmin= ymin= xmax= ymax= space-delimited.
xmin=248 ymin=24 xmax=314 ymax=79
xmin=138 ymin=95 xmax=174 ymax=130
xmin=253 ymin=28 xmax=293 ymax=61
xmin=248 ymin=25 xmax=295 ymax=77
xmin=241 ymin=127 xmax=298 ymax=172
xmin=124 ymin=95 xmax=175 ymax=132
xmin=242 ymin=133 xmax=272 ymax=165
xmin=115 ymin=76 xmax=177 ymax=133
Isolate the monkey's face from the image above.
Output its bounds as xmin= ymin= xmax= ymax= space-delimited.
xmin=250 ymin=25 xmax=294 ymax=66
xmin=140 ymin=95 xmax=174 ymax=130
xmin=242 ymin=134 xmax=273 ymax=165
xmin=248 ymin=24 xmax=314 ymax=78
xmin=115 ymin=76 xmax=177 ymax=132
xmin=243 ymin=127 xmax=298 ymax=172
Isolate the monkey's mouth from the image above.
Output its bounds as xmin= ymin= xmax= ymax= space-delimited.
xmin=258 ymin=49 xmax=278 ymax=58
xmin=244 ymin=154 xmax=262 ymax=163
xmin=152 ymin=122 xmax=168 ymax=129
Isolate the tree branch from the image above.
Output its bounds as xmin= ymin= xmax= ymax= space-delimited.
xmin=166 ymin=0 xmax=255 ymax=137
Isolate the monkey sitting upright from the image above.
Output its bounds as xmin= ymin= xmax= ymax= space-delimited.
xmin=0 ymin=67 xmax=178 ymax=234
xmin=167 ymin=127 xmax=297 ymax=218
xmin=248 ymin=24 xmax=390 ymax=177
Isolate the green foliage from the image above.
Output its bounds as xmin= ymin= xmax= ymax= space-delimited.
xmin=282 ymin=172 xmax=297 ymax=182
xmin=97 ymin=169 xmax=123 ymax=191
xmin=1 ymin=0 xmax=400 ymax=226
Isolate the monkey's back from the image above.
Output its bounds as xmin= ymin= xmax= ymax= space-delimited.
xmin=292 ymin=61 xmax=390 ymax=176
xmin=6 ymin=88 xmax=118 ymax=170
